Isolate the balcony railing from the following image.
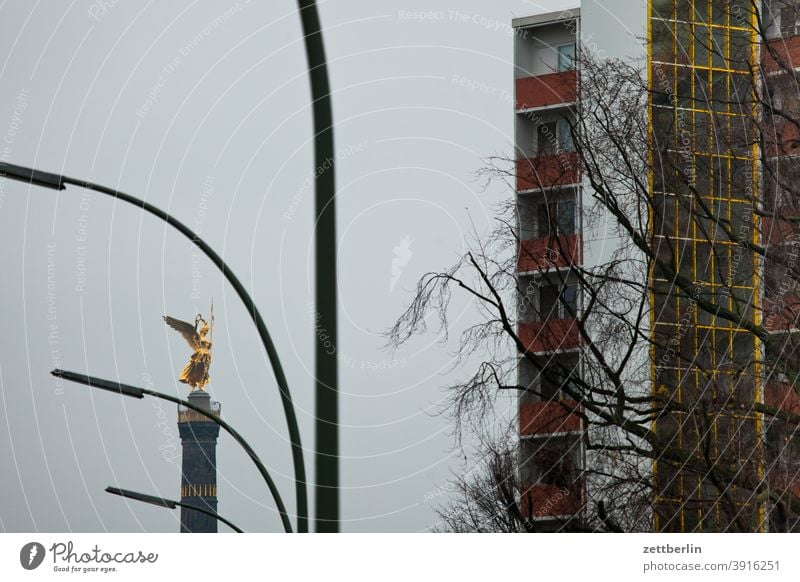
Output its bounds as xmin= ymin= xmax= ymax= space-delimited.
xmin=518 ymin=318 xmax=581 ymax=353
xmin=763 ymin=295 xmax=800 ymax=333
xmin=518 ymin=234 xmax=582 ymax=272
xmin=520 ymin=399 xmax=582 ymax=436
xmin=763 ymin=35 xmax=800 ymax=72
xmin=761 ymin=217 xmax=796 ymax=246
xmin=765 ymin=380 xmax=800 ymax=415
xmin=516 ymin=153 xmax=580 ymax=192
xmin=762 ymin=119 xmax=800 ymax=158
xmin=515 ymin=70 xmax=577 ymax=111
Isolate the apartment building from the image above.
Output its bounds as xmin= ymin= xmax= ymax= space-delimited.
xmin=513 ymin=0 xmax=799 ymax=532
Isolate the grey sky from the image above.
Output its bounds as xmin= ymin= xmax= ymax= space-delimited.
xmin=0 ymin=0 xmax=576 ymax=532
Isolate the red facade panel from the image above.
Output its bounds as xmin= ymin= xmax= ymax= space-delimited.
xmin=516 ymin=153 xmax=580 ymax=191
xmin=761 ymin=217 xmax=796 ymax=246
xmin=766 ymin=381 xmax=800 ymax=416
xmin=762 ymin=36 xmax=800 ymax=73
xmin=518 ymin=318 xmax=581 ymax=352
xmin=515 ymin=70 xmax=577 ymax=110
xmin=763 ymin=295 xmax=800 ymax=332
xmin=763 ymin=120 xmax=800 ymax=157
xmin=518 ymin=234 xmax=582 ymax=272
xmin=520 ymin=400 xmax=582 ymax=436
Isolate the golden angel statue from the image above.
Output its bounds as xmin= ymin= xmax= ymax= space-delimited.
xmin=163 ymin=306 xmax=214 ymax=391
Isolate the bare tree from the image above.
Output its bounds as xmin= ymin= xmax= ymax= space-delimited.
xmin=391 ymin=0 xmax=800 ymax=532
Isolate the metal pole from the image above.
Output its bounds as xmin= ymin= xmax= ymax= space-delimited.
xmin=60 ymin=176 xmax=310 ymax=532
xmin=0 ymin=161 xmax=309 ymax=533
xmin=296 ymin=0 xmax=338 ymax=534
xmin=53 ymin=369 xmax=293 ymax=533
xmin=105 ymin=487 xmax=244 ymax=533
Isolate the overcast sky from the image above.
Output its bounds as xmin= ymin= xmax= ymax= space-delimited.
xmin=0 ymin=0 xmax=577 ymax=532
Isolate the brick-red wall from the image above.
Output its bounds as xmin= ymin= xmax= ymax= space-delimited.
xmin=520 ymin=400 xmax=582 ymax=436
xmin=516 ymin=70 xmax=577 ymax=110
xmin=766 ymin=381 xmax=800 ymax=415
xmin=518 ymin=234 xmax=582 ymax=272
xmin=763 ymin=295 xmax=800 ymax=332
xmin=761 ymin=217 xmax=795 ymax=246
xmin=516 ymin=153 xmax=580 ymax=191
xmin=518 ymin=319 xmax=581 ymax=352
xmin=762 ymin=36 xmax=800 ymax=73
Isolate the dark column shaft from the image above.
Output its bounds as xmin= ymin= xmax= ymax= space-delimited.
xmin=178 ymin=391 xmax=221 ymax=533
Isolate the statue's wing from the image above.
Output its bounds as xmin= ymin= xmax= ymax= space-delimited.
xmin=163 ymin=316 xmax=199 ymax=349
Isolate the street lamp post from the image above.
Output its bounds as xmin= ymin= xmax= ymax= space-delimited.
xmin=52 ymin=369 xmax=293 ymax=533
xmin=297 ymin=0 xmax=339 ymax=534
xmin=0 ymin=161 xmax=308 ymax=533
xmin=2 ymin=0 xmax=339 ymax=532
xmin=105 ymin=487 xmax=244 ymax=533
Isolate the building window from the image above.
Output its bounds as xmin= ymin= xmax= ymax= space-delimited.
xmin=558 ymin=43 xmax=576 ymax=71
xmin=519 ymin=354 xmax=580 ymax=399
xmin=538 ymin=282 xmax=578 ymax=320
xmin=561 ymin=284 xmax=578 ymax=315
xmin=782 ymin=6 xmax=798 ymax=37
xmin=539 ymin=354 xmax=580 ymax=400
xmin=557 ymin=118 xmax=574 ymax=151
xmin=557 ymin=199 xmax=576 ymax=234
xmin=766 ymin=80 xmax=784 ymax=110
xmin=537 ymin=198 xmax=576 ymax=237
xmin=539 ymin=284 xmax=560 ymax=319
xmin=520 ymin=437 xmax=580 ymax=489
xmin=537 ymin=121 xmax=557 ymax=155
xmin=536 ymin=119 xmax=574 ymax=156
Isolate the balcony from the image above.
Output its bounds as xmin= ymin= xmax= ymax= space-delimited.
xmin=763 ymin=295 xmax=800 ymax=333
xmin=761 ymin=217 xmax=796 ymax=246
xmin=520 ymin=400 xmax=582 ymax=436
xmin=518 ymin=318 xmax=581 ymax=353
xmin=515 ymin=70 xmax=577 ymax=111
xmin=765 ymin=381 xmax=800 ymax=416
xmin=519 ymin=483 xmax=583 ymax=519
xmin=518 ymin=234 xmax=582 ymax=273
xmin=762 ymin=121 xmax=800 ymax=158
xmin=763 ymin=35 xmax=800 ymax=73
xmin=516 ymin=153 xmax=580 ymax=192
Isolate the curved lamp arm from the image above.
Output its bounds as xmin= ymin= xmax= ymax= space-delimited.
xmin=0 ymin=161 xmax=308 ymax=533
xmin=53 ymin=369 xmax=292 ymax=533
xmin=106 ymin=487 xmax=244 ymax=533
